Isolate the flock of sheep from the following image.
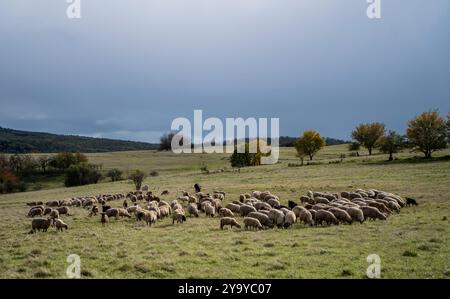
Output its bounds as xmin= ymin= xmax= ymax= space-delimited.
xmin=25 ymin=183 xmax=417 ymax=233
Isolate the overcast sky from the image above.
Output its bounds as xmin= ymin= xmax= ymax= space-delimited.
xmin=0 ymin=0 xmax=449 ymax=143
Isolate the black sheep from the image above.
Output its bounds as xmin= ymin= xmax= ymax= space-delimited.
xmin=406 ymin=197 xmax=418 ymax=206
xmin=194 ymin=183 xmax=201 ymax=193
xmin=288 ymin=200 xmax=298 ymax=209
xmin=102 ymin=204 xmax=112 ymax=213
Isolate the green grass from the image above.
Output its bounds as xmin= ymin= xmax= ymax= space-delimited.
xmin=0 ymin=145 xmax=449 ymax=278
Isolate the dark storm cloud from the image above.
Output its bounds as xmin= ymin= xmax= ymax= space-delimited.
xmin=0 ymin=0 xmax=449 ymax=142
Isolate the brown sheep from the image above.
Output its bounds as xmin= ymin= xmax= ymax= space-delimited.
xmin=239 ymin=204 xmax=257 ymax=217
xmin=315 ymin=210 xmax=339 ymax=226
xmin=105 ymin=208 xmax=120 ymax=219
xmin=187 ymin=203 xmax=199 ymax=217
xmin=49 ymin=209 xmax=59 ymax=221
xmin=172 ymin=210 xmax=186 ymax=224
xmin=219 ymin=208 xmax=234 ymax=218
xmin=28 ymin=207 xmax=43 ymax=217
xmin=31 ymin=218 xmax=52 ymax=233
xmin=89 ymin=205 xmax=99 ymax=217
xmin=247 ymin=212 xmax=273 ymax=228
xmin=298 ymin=209 xmax=314 ymax=226
xmin=220 ymin=217 xmax=241 ymax=230
xmin=283 ymin=211 xmax=296 ymax=228
xmin=56 ymin=206 xmax=70 ymax=216
xmin=205 ymin=203 xmax=215 ymax=217
xmin=361 ymin=206 xmax=386 ymax=220
xmin=243 ymin=217 xmax=263 ymax=231
xmin=268 ymin=209 xmax=285 ymax=228
xmin=343 ymin=207 xmax=365 ymax=224
xmin=328 ymin=207 xmax=353 ymax=224
xmin=144 ymin=210 xmax=157 ymax=226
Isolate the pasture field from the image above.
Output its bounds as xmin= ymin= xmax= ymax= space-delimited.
xmin=0 ymin=145 xmax=449 ymax=278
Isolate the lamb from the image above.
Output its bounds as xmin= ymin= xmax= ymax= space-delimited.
xmin=53 ymin=218 xmax=68 ymax=231
xmin=328 ymin=207 xmax=353 ymax=224
xmin=361 ymin=206 xmax=386 ymax=220
xmin=218 ymin=208 xmax=234 ymax=218
xmin=243 ymin=217 xmax=263 ymax=231
xmin=239 ymin=204 xmax=257 ymax=217
xmin=187 ymin=203 xmax=199 ymax=217
xmin=31 ymin=218 xmax=52 ymax=233
xmin=343 ymin=207 xmax=365 ymax=224
xmin=143 ymin=210 xmax=157 ymax=226
xmin=205 ymin=203 xmax=215 ymax=217
xmin=247 ymin=212 xmax=273 ymax=228
xmin=56 ymin=206 xmax=70 ymax=216
xmin=268 ymin=209 xmax=285 ymax=228
xmin=297 ymin=209 xmax=314 ymax=226
xmin=89 ymin=205 xmax=99 ymax=217
xmin=28 ymin=207 xmax=43 ymax=217
xmin=283 ymin=211 xmax=296 ymax=228
xmin=172 ymin=210 xmax=186 ymax=224
xmin=315 ymin=210 xmax=339 ymax=226
xmin=100 ymin=212 xmax=108 ymax=226
xmin=220 ymin=217 xmax=241 ymax=230
xmin=406 ymin=197 xmax=418 ymax=206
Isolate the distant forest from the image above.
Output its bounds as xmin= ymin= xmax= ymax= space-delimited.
xmin=0 ymin=127 xmax=159 ymax=153
xmin=278 ymin=136 xmax=350 ymax=147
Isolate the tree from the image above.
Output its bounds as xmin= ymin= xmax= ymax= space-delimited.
xmin=378 ymin=131 xmax=404 ymax=161
xmin=106 ymin=168 xmax=123 ymax=182
xmin=295 ymin=130 xmax=325 ymax=161
xmin=348 ymin=142 xmax=361 ymax=156
xmin=129 ymin=169 xmax=146 ymax=190
xmin=230 ymin=144 xmax=254 ymax=168
xmin=351 ymin=123 xmax=385 ymax=155
xmin=64 ymin=163 xmax=102 ymax=187
xmin=38 ymin=155 xmax=50 ymax=174
xmin=406 ymin=111 xmax=448 ymax=158
xmin=159 ymin=132 xmax=175 ymax=151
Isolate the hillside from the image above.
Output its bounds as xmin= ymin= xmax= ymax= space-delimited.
xmin=0 ymin=127 xmax=159 ymax=153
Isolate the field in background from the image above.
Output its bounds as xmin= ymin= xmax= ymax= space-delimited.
xmin=0 ymin=145 xmax=449 ymax=278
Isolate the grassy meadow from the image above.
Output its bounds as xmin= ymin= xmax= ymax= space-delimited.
xmin=0 ymin=145 xmax=449 ymax=278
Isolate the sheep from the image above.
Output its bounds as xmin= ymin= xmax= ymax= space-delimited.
xmin=105 ymin=208 xmax=120 ymax=219
xmin=267 ymin=198 xmax=281 ymax=208
xmin=205 ymin=203 xmax=215 ymax=217
xmin=367 ymin=201 xmax=391 ymax=215
xmin=406 ymin=197 xmax=418 ymax=206
xmin=31 ymin=218 xmax=52 ymax=233
xmin=254 ymin=202 xmax=272 ymax=211
xmin=298 ymin=209 xmax=314 ymax=226
xmin=54 ymin=218 xmax=68 ymax=231
xmin=117 ymin=208 xmax=132 ymax=218
xmin=349 ymin=192 xmax=362 ymax=200
xmin=283 ymin=211 xmax=296 ymax=228
xmin=220 ymin=217 xmax=241 ymax=230
xmin=387 ymin=201 xmax=401 ymax=213
xmin=194 ymin=183 xmax=201 ymax=193
xmin=280 ymin=207 xmax=291 ymax=215
xmin=239 ymin=204 xmax=257 ymax=217
xmin=211 ymin=198 xmax=222 ymax=211
xmin=172 ymin=210 xmax=186 ymax=224
xmin=268 ymin=209 xmax=285 ymax=228
xmin=361 ymin=206 xmax=386 ymax=220
xmin=247 ymin=212 xmax=273 ymax=228
xmin=88 ymin=205 xmax=99 ymax=217
xmin=46 ymin=200 xmax=59 ymax=207
xmin=127 ymin=205 xmax=140 ymax=215
xmin=123 ymin=200 xmax=128 ymax=208
xmin=243 ymin=217 xmax=263 ymax=231
xmin=187 ymin=203 xmax=199 ymax=217
xmin=141 ymin=185 xmax=149 ymax=191
xmin=292 ymin=206 xmax=307 ymax=218
xmin=26 ymin=201 xmax=43 ymax=206
xmin=288 ymin=200 xmax=298 ymax=209
xmin=159 ymin=205 xmax=171 ymax=218
xmin=100 ymin=212 xmax=108 ymax=225
xmin=343 ymin=207 xmax=364 ymax=224
xmin=49 ymin=209 xmax=59 ymax=221
xmin=328 ymin=207 xmax=353 ymax=224
xmin=143 ymin=210 xmax=157 ymax=226
xmin=161 ymin=190 xmax=170 ymax=196
xmin=300 ymin=195 xmax=313 ymax=204
xmin=56 ymin=206 xmax=70 ymax=216
xmin=309 ymin=209 xmax=317 ymax=220
xmin=43 ymin=207 xmax=52 ymax=215
xmin=315 ymin=210 xmax=339 ymax=226
xmin=315 ymin=197 xmax=330 ymax=205
xmin=200 ymin=200 xmax=212 ymax=212
xmin=28 ymin=207 xmax=43 ymax=217
xmin=218 ymin=208 xmax=234 ymax=218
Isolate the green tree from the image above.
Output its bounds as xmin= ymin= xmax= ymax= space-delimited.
xmin=351 ymin=123 xmax=385 ymax=155
xmin=406 ymin=111 xmax=448 ymax=158
xmin=348 ymin=142 xmax=361 ymax=156
xmin=378 ymin=131 xmax=404 ymax=161
xmin=64 ymin=163 xmax=102 ymax=187
xmin=129 ymin=169 xmax=146 ymax=190
xmin=295 ymin=130 xmax=325 ymax=160
xmin=106 ymin=168 xmax=123 ymax=182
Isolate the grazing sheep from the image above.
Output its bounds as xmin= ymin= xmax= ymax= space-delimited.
xmin=161 ymin=190 xmax=169 ymax=196
xmin=56 ymin=206 xmax=70 ymax=216
xmin=187 ymin=203 xmax=199 ymax=217
xmin=292 ymin=206 xmax=307 ymax=219
xmin=247 ymin=212 xmax=273 ymax=228
xmin=243 ymin=217 xmax=263 ymax=231
xmin=300 ymin=195 xmax=313 ymax=204
xmin=406 ymin=197 xmax=418 ymax=206
xmin=387 ymin=201 xmax=401 ymax=213
xmin=117 ymin=208 xmax=132 ymax=218
xmin=26 ymin=201 xmax=43 ymax=207
xmin=239 ymin=204 xmax=257 ymax=217
xmin=144 ymin=210 xmax=157 ymax=226
xmin=220 ymin=217 xmax=241 ymax=230
xmin=46 ymin=200 xmax=59 ymax=207
xmin=315 ymin=197 xmax=330 ymax=205
xmin=31 ymin=218 xmax=52 ymax=233
xmin=28 ymin=207 xmax=43 ymax=217
xmin=367 ymin=201 xmax=391 ymax=215
xmin=288 ymin=200 xmax=298 ymax=209
xmin=89 ymin=205 xmax=99 ymax=217
xmin=219 ymin=208 xmax=234 ymax=218
xmin=172 ymin=210 xmax=186 ymax=224
xmin=343 ymin=207 xmax=364 ymax=224
xmin=298 ymin=209 xmax=314 ymax=226
xmin=159 ymin=205 xmax=171 ymax=218
xmin=280 ymin=207 xmax=291 ymax=215
xmin=361 ymin=206 xmax=386 ymax=220
xmin=315 ymin=210 xmax=339 ymax=226
xmin=49 ymin=209 xmax=59 ymax=221
xmin=194 ymin=183 xmax=201 ymax=193
xmin=205 ymin=203 xmax=215 ymax=217
xmin=105 ymin=208 xmax=120 ymax=219
xmin=54 ymin=218 xmax=68 ymax=231
xmin=283 ymin=211 xmax=296 ymax=228
xmin=268 ymin=209 xmax=285 ymax=228
xmin=328 ymin=207 xmax=353 ymax=224
xmin=100 ymin=212 xmax=108 ymax=225
xmin=123 ymin=200 xmax=128 ymax=208
xmin=309 ymin=209 xmax=317 ymax=220
xmin=127 ymin=205 xmax=140 ymax=215
xmin=254 ymin=202 xmax=272 ymax=211
xmin=267 ymin=198 xmax=281 ymax=208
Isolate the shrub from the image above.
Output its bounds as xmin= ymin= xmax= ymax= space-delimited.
xmin=106 ymin=168 xmax=123 ymax=182
xmin=129 ymin=169 xmax=146 ymax=190
xmin=64 ymin=163 xmax=102 ymax=187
